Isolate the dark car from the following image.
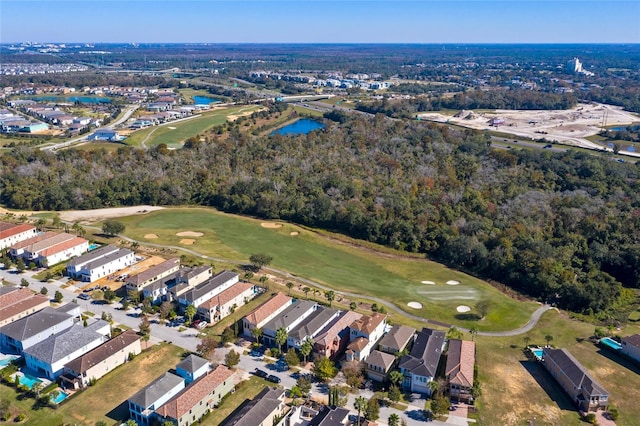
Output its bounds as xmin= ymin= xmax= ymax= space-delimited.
xmin=254 ymin=369 xmax=268 ymax=378
xmin=267 ymin=374 xmax=281 ymax=384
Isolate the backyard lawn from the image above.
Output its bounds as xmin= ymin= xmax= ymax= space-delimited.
xmin=114 ymin=207 xmax=537 ymax=332
xmin=202 ymin=376 xmax=273 ymax=426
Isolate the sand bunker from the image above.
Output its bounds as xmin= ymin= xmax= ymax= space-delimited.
xmin=407 ymin=302 xmax=423 ymax=309
xmin=180 ymin=239 xmax=195 ymax=245
xmin=144 ymin=234 xmax=158 ymax=239
xmin=168 ymin=126 xmax=177 ymax=130
xmin=261 ymin=222 xmax=282 ymax=229
xmin=290 ymin=232 xmax=299 ymax=236
xmin=421 ymin=280 xmax=436 ymax=285
xmin=446 ymin=280 xmax=461 ymax=285
xmin=456 ymin=305 xmax=471 ymax=313
xmin=176 ymin=231 xmax=204 ymax=237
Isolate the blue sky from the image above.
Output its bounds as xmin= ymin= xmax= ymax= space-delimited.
xmin=1 ymin=1 xmax=639 ymax=43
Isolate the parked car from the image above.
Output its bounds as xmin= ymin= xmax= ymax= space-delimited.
xmin=78 ymin=293 xmax=91 ymax=300
xmin=254 ymin=369 xmax=268 ymax=378
xmin=267 ymin=374 xmax=281 ymax=384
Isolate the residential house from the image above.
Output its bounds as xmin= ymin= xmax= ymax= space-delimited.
xmin=0 ymin=304 xmax=78 ymax=353
xmin=221 ymin=386 xmax=286 ymax=426
xmin=287 ymin=307 xmax=340 ymax=349
xmin=36 ymin=236 xmax=89 ymax=267
xmin=88 ymin=129 xmax=121 ymax=141
xmin=0 ymin=287 xmax=50 ymax=327
xmin=126 ymin=258 xmax=180 ymax=292
xmin=0 ymin=222 xmax=37 ymax=250
xmin=313 ymin=310 xmax=362 ymax=360
xmin=155 ymin=365 xmax=235 ymax=426
xmin=398 ymin=328 xmax=445 ymax=395
xmin=61 ymin=329 xmax=141 ymax=389
xmin=378 ymin=325 xmax=415 ymax=355
xmin=242 ymin=292 xmax=292 ymax=338
xmin=175 ymin=354 xmax=210 ymax=385
xmin=345 ymin=313 xmax=387 ymax=362
xmin=621 ymin=334 xmax=640 ymax=364
xmin=66 ymin=245 xmax=136 ymax=282
xmin=23 ymin=319 xmax=111 ymax=380
xmin=178 ymin=270 xmax=239 ymax=309
xmin=542 ymin=348 xmax=609 ymax=412
xmin=445 ymin=339 xmax=475 ymax=403
xmin=10 ymin=231 xmax=88 ymax=266
xmin=197 ymin=281 xmax=256 ymax=323
xmin=308 ymin=405 xmax=350 ymax=426
xmin=261 ymin=300 xmax=317 ymax=348
xmin=365 ymin=350 xmax=396 ymax=383
xmin=128 ymin=372 xmax=186 ymax=426
xmin=9 ymin=231 xmax=59 ymax=258
xmin=167 ymin=266 xmax=214 ymax=300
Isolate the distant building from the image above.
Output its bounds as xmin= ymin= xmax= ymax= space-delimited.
xmin=621 ymin=334 xmax=640 ymax=364
xmin=567 ymin=57 xmax=594 ymax=77
xmin=0 ymin=287 xmax=50 ymax=327
xmin=88 ymin=129 xmax=122 ymax=141
xmin=0 ymin=222 xmax=37 ymax=250
xmin=66 ymin=245 xmax=136 ymax=282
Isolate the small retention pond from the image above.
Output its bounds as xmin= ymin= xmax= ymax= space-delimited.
xmin=271 ymin=118 xmax=325 ymax=136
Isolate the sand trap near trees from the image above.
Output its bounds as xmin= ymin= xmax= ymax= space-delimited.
xmin=290 ymin=232 xmax=299 ymax=236
xmin=261 ymin=222 xmax=282 ymax=229
xmin=457 ymin=305 xmax=471 ymax=313
xmin=168 ymin=126 xmax=177 ymax=130
xmin=180 ymin=239 xmax=195 ymax=245
xmin=144 ymin=234 xmax=158 ymax=239
xmin=447 ymin=280 xmax=461 ymax=285
xmin=176 ymin=231 xmax=204 ymax=237
xmin=407 ymin=302 xmax=423 ymax=309
xmin=421 ymin=280 xmax=436 ymax=285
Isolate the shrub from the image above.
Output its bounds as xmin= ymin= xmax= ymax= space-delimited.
xmin=584 ymin=413 xmax=597 ymax=424
xmin=15 ymin=413 xmax=26 ymax=422
xmin=608 ymin=407 xmax=619 ymax=421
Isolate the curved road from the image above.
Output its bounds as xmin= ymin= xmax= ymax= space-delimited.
xmin=100 ymin=226 xmax=553 ymax=337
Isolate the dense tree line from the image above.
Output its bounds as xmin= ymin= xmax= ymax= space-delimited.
xmin=1 ymin=116 xmax=639 ymax=316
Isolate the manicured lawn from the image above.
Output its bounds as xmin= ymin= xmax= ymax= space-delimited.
xmin=115 ymin=207 xmax=537 ymax=331
xmin=476 ymin=309 xmax=640 ymax=426
xmin=124 ymin=105 xmax=261 ymax=148
xmin=55 ymin=342 xmax=184 ymax=425
xmin=202 ymin=376 xmax=273 ymax=426
xmin=0 ymin=384 xmax=63 ymax=426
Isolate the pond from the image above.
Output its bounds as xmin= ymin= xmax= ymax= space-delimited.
xmin=192 ymin=96 xmax=220 ymax=105
xmin=608 ymin=124 xmax=640 ymax=132
xmin=271 ymin=119 xmax=325 ymax=136
xmin=32 ymin=96 xmax=111 ymax=104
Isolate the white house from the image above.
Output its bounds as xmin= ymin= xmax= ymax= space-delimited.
xmin=621 ymin=334 xmax=640 ymax=364
xmin=23 ymin=319 xmax=111 ymax=380
xmin=126 ymin=258 xmax=180 ymax=292
xmin=0 ymin=305 xmax=78 ymax=353
xmin=0 ymin=222 xmax=38 ymax=250
xmin=286 ymin=307 xmax=340 ymax=349
xmin=261 ymin=300 xmax=318 ymax=347
xmin=178 ymin=270 xmax=239 ymax=309
xmin=345 ymin=313 xmax=387 ymax=362
xmin=128 ymin=372 xmax=185 ymax=426
xmin=242 ymin=292 xmax=292 ymax=338
xmin=67 ymin=245 xmax=136 ymax=282
xmin=197 ymin=281 xmax=256 ymax=323
xmin=398 ymin=328 xmax=446 ymax=395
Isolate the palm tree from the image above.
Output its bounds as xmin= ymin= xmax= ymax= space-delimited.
xmin=447 ymin=326 xmax=463 ymax=340
xmin=35 ymin=218 xmax=47 ymax=232
xmin=427 ymin=380 xmax=439 ymax=397
xmin=389 ymin=370 xmax=404 ymax=387
xmin=251 ymin=327 xmax=263 ymax=344
xmin=312 ymin=288 xmax=318 ymax=301
xmin=275 ymin=327 xmax=288 ymax=354
xmin=324 ymin=290 xmax=335 ymax=307
xmin=354 ymin=396 xmax=367 ymax=426
xmin=302 ymin=287 xmax=311 ymax=299
xmin=388 ymin=413 xmax=400 ymax=426
xmin=544 ymin=335 xmax=553 ymax=347
xmin=286 ymin=282 xmax=294 ymax=296
xmin=524 ymin=336 xmax=531 ymax=347
xmin=469 ymin=325 xmax=478 ymax=341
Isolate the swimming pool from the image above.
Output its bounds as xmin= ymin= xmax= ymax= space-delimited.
xmin=600 ymin=337 xmax=622 ymax=351
xmin=532 ymin=349 xmax=544 ymax=359
xmin=16 ymin=373 xmax=42 ymax=389
xmin=88 ymin=243 xmax=100 ymax=250
xmin=0 ymin=356 xmax=18 ymax=368
xmin=51 ymin=390 xmax=69 ymax=404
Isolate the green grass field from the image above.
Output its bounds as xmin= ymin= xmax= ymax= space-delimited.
xmin=124 ymin=105 xmax=260 ymax=148
xmin=115 ymin=207 xmax=537 ymax=331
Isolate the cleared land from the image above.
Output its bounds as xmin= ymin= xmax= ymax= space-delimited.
xmin=109 ymin=207 xmax=536 ymax=332
xmin=419 ymin=102 xmax=640 ymax=155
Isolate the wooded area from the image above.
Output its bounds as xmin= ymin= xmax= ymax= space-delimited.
xmin=1 ymin=115 xmax=638 ymax=317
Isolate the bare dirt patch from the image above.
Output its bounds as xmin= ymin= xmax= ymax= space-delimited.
xmin=261 ymin=222 xmax=282 ymax=229
xmin=58 ymin=206 xmax=165 ymax=224
xmin=175 ymin=231 xmax=204 ymax=237
xmin=290 ymin=231 xmax=299 ymax=236
xmin=180 ymin=239 xmax=195 ymax=245
xmin=144 ymin=233 xmax=158 ymax=239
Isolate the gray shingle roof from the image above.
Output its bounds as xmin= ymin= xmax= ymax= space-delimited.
xmin=0 ymin=307 xmax=72 ymax=341
xmin=398 ymin=327 xmax=445 ymax=378
xmin=308 ymin=405 xmax=350 ymax=426
xmin=543 ymin=348 xmax=608 ymax=397
xmin=64 ymin=329 xmax=140 ymax=374
xmin=378 ymin=325 xmax=416 ymax=352
xmin=288 ymin=307 xmax=338 ymax=341
xmin=176 ymin=354 xmax=209 ymax=375
xmin=221 ymin=387 xmax=284 ymax=426
xmin=262 ymin=300 xmax=317 ymax=332
xmin=181 ymin=270 xmax=239 ymax=303
xmin=127 ymin=258 xmax=180 ymax=287
xmin=366 ymin=350 xmax=396 ymax=371
xmin=129 ymin=372 xmax=185 ymax=409
xmin=67 ymin=244 xmax=120 ymax=267
xmin=23 ymin=320 xmax=109 ymax=364
xmin=623 ymin=334 xmax=640 ymax=349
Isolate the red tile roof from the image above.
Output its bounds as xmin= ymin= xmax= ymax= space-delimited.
xmin=39 ymin=236 xmax=88 ymax=257
xmin=446 ymin=339 xmax=475 ymax=388
xmin=200 ymin=282 xmax=253 ymax=310
xmin=350 ymin=313 xmax=386 ymax=335
xmin=244 ymin=292 xmax=292 ymax=326
xmin=156 ymin=365 xmax=234 ymax=420
xmin=0 ymin=223 xmax=36 ymax=239
xmin=10 ymin=231 xmax=58 ymax=250
xmin=0 ymin=289 xmax=49 ymax=323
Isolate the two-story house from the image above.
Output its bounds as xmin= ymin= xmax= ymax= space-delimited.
xmin=128 ymin=373 xmax=186 ymax=426
xmin=398 ymin=328 xmax=445 ymax=395
xmin=378 ymin=325 xmax=416 ymax=355
xmin=313 ymin=310 xmax=362 ymax=360
xmin=621 ymin=334 xmax=640 ymax=364
xmin=197 ymin=281 xmax=256 ymax=323
xmin=345 ymin=313 xmax=387 ymax=362
xmin=177 ymin=270 xmax=239 ymax=309
xmin=66 ymin=245 xmax=136 ymax=282
xmin=0 ymin=287 xmax=50 ymax=327
xmin=261 ymin=300 xmax=317 ymax=348
xmin=221 ymin=387 xmax=286 ymax=426
xmin=242 ymin=292 xmax=292 ymax=338
xmin=287 ymin=307 xmax=340 ymax=349
xmin=445 ymin=339 xmax=475 ymax=403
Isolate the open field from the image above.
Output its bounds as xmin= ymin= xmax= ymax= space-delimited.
xmin=477 ymin=309 xmax=640 ymax=426
xmin=202 ymin=376 xmax=273 ymax=426
xmin=419 ymin=103 xmax=640 ymax=155
xmin=124 ymin=105 xmax=261 ymax=148
xmin=0 ymin=343 xmax=184 ymax=426
xmin=111 ymin=207 xmax=537 ymax=332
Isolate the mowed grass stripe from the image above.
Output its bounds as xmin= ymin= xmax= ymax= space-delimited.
xmin=117 ymin=207 xmax=536 ymax=331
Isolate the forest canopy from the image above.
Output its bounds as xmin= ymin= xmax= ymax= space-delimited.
xmin=1 ymin=115 xmax=638 ymax=316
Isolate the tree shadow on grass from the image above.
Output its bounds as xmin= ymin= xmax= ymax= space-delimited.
xmin=454 ymin=313 xmax=481 ymax=321
xmin=519 ymin=360 xmax=576 ymax=412
xmin=106 ymin=400 xmax=130 ymax=424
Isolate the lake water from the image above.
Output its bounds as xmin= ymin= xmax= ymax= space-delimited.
xmin=608 ymin=124 xmax=640 ymax=132
xmin=271 ymin=119 xmax=326 ymax=136
xmin=32 ymin=96 xmax=111 ymax=104
xmin=193 ymin=96 xmax=219 ymax=105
